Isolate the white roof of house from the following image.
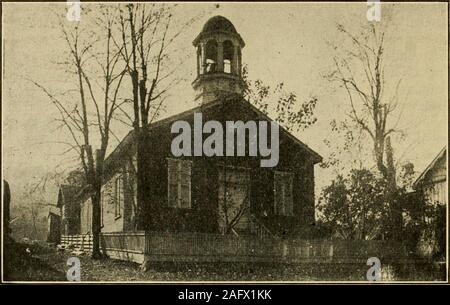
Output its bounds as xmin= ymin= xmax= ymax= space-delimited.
xmin=413 ymin=146 xmax=447 ymax=188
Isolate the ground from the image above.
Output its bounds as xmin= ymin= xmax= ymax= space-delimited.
xmin=3 ymin=240 xmax=445 ymax=282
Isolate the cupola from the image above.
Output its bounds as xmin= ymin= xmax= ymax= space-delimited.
xmin=192 ymin=16 xmax=245 ymax=104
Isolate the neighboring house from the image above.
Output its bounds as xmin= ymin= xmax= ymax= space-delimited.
xmin=413 ymin=147 xmax=447 ymax=205
xmin=61 ymin=16 xmax=322 ymax=238
xmin=57 ymin=185 xmax=81 ymax=235
xmin=412 ymin=147 xmax=447 ymax=258
xmin=47 ymin=208 xmax=61 ymax=243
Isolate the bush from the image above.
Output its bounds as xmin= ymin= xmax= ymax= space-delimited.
xmin=317 ymin=168 xmax=391 ymax=240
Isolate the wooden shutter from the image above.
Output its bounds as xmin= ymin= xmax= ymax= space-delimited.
xmin=167 ymin=159 xmax=179 ymax=208
xmin=274 ymin=171 xmax=294 ymax=216
xmin=179 ymin=160 xmax=192 ymax=209
xmin=285 ymin=173 xmax=294 ymax=216
xmin=274 ymin=172 xmax=283 ymax=215
xmin=167 ymin=158 xmax=191 ymax=208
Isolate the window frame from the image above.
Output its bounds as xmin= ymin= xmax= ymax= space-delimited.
xmin=115 ymin=175 xmax=123 ymax=219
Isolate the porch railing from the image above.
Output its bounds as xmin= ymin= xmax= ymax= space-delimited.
xmin=248 ymin=214 xmax=276 ymax=240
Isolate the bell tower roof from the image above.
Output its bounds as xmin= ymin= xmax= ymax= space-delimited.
xmin=193 ymin=15 xmax=245 ymax=47
xmin=202 ymin=16 xmax=237 ymax=34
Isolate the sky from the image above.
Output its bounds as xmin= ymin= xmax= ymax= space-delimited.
xmin=2 ymin=2 xmax=448 ymax=210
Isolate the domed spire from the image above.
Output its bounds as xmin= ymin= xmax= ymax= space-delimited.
xmin=192 ymin=16 xmax=245 ymax=105
xmin=202 ymin=16 xmax=238 ymax=34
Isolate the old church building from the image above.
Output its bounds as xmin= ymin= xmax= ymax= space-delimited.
xmin=59 ymin=16 xmax=322 ymax=240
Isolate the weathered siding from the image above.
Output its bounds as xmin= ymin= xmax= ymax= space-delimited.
xmin=424 ymin=180 xmax=447 ymax=205
xmin=82 ymin=99 xmax=319 ymax=237
xmin=122 ymin=160 xmax=137 ymax=231
xmin=137 ymin=100 xmax=317 ymax=236
xmin=100 ymin=172 xmax=125 ymax=233
xmin=79 ymin=162 xmax=137 ymax=234
xmin=62 ymin=201 xmax=80 ymax=235
xmin=423 ymin=156 xmax=447 ymax=205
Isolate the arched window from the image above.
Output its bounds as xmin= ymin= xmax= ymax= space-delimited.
xmin=205 ymin=40 xmax=218 ymax=74
xmin=223 ymin=40 xmax=234 ymax=74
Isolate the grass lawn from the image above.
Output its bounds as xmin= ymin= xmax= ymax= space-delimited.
xmin=3 ymin=240 xmax=445 ymax=282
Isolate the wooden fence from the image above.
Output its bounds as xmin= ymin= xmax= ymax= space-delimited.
xmin=143 ymin=231 xmax=408 ymax=263
xmin=61 ymin=234 xmax=93 ymax=251
xmin=61 ymin=231 xmax=410 ymax=264
xmin=61 ymin=232 xmax=146 ymax=263
xmin=101 ymin=232 xmax=146 ymax=263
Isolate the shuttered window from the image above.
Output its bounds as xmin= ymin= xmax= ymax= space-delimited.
xmin=115 ymin=175 xmax=123 ymax=218
xmin=167 ymin=158 xmax=192 ymax=209
xmin=274 ymin=171 xmax=294 ymax=216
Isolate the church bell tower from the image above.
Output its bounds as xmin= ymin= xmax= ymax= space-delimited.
xmin=192 ymin=16 xmax=245 ymax=104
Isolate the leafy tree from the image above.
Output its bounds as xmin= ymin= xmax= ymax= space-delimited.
xmin=242 ymin=65 xmax=318 ymax=133
xmin=324 ymin=19 xmax=411 ymax=238
xmin=318 ymin=168 xmax=391 ymax=240
xmin=320 ymin=162 xmax=445 ymax=258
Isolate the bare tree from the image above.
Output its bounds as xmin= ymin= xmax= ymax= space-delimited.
xmin=31 ymin=8 xmax=126 ymax=258
xmin=327 ymin=23 xmax=404 ymax=182
xmin=326 ymin=23 xmax=406 ymax=238
xmin=218 ymin=175 xmax=250 ymax=235
xmin=114 ymin=3 xmax=206 ymax=230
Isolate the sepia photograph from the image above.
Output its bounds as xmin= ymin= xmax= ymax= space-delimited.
xmin=1 ymin=1 xmax=448 ymax=285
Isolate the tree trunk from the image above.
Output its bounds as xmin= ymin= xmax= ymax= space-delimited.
xmin=91 ymin=149 xmax=104 ymax=259
xmin=135 ymin=127 xmax=152 ymax=231
xmin=385 ymin=136 xmax=403 ymax=240
xmin=385 ymin=137 xmax=396 ymax=186
xmin=91 ymin=191 xmax=102 ymax=259
xmin=374 ymin=133 xmax=388 ymax=179
xmin=135 ymin=130 xmax=146 ymax=230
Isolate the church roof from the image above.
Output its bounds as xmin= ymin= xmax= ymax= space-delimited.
xmin=102 ymin=97 xmax=323 ymax=172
